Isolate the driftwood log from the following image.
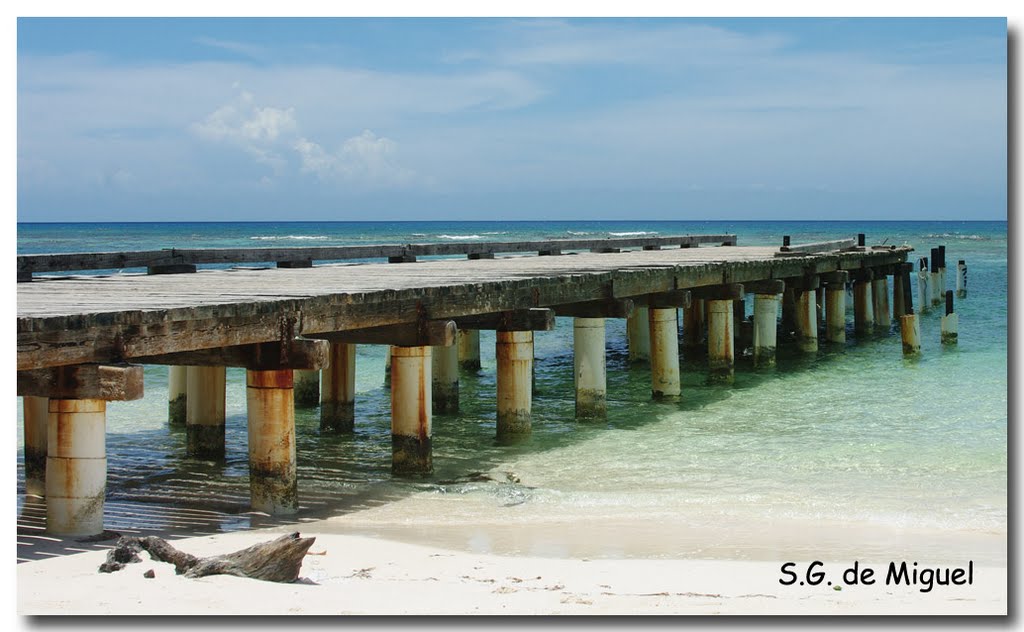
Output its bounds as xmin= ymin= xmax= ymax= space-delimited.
xmin=99 ymin=532 xmax=316 ymax=583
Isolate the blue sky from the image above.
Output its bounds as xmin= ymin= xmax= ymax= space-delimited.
xmin=17 ymin=17 xmax=1007 ymax=221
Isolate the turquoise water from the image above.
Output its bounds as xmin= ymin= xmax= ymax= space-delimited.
xmin=15 ymin=221 xmax=1007 ymax=563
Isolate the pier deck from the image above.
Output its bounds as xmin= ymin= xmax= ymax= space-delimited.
xmin=17 ymin=240 xmax=908 ymax=371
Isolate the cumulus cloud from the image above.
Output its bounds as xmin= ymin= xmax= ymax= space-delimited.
xmin=192 ymin=91 xmax=297 ymax=173
xmin=294 ymin=130 xmax=417 ymax=188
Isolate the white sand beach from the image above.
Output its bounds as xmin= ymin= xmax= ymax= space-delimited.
xmin=16 ymin=524 xmax=1006 ymax=616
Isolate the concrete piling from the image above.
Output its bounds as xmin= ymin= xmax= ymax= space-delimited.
xmin=649 ymin=307 xmax=681 ymax=399
xmin=46 ymin=399 xmax=106 ymax=536
xmin=390 ymin=346 xmax=433 ymax=473
xmin=930 ymin=248 xmax=942 ymax=307
xmin=707 ymin=300 xmax=735 ymax=383
xmin=168 ymin=366 xmax=187 ymax=426
xmin=752 ymin=293 xmax=780 ymax=368
xmin=293 ymin=369 xmax=320 ymax=407
xmin=941 ymin=291 xmax=958 ymax=345
xmin=901 ymin=314 xmax=921 ymax=355
xmin=246 ymin=369 xmax=298 ymax=513
xmin=574 ymin=317 xmax=607 ymax=418
xmin=23 ymin=395 xmax=48 ymax=498
xmin=432 ymin=341 xmax=459 ymax=414
xmin=853 ymin=275 xmax=875 ymax=335
xmin=825 ymin=275 xmax=848 ymax=345
xmin=186 ymin=366 xmax=226 ymax=459
xmin=496 ymin=331 xmax=533 ymax=436
xmin=938 ymin=245 xmax=947 ymax=300
xmin=872 ymin=274 xmax=891 ymax=332
xmin=682 ymin=299 xmax=704 ymax=353
xmin=626 ymin=305 xmax=651 ymax=363
xmin=957 ymin=260 xmax=968 ymax=298
xmin=321 ymin=342 xmax=356 ymax=432
xmin=796 ymin=290 xmax=819 ymax=353
xmin=457 ymin=329 xmax=482 ymax=371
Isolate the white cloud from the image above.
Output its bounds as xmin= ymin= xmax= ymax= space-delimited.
xmin=191 ymin=90 xmax=297 ymax=173
xmin=294 ymin=130 xmax=418 ymax=188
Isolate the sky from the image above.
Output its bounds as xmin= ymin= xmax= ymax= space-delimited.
xmin=16 ymin=17 xmax=1008 ymax=222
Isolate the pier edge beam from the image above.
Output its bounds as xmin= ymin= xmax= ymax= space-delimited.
xmin=391 ymin=345 xmax=433 ymax=474
xmin=433 ymin=341 xmax=459 ymax=414
xmin=496 ymin=331 xmax=534 ymax=436
xmin=186 ymin=366 xmax=227 ymax=459
xmin=457 ymin=329 xmax=482 ymax=371
xmin=574 ymin=317 xmax=607 ymax=418
xmin=246 ymin=369 xmax=298 ymax=514
xmin=168 ymin=366 xmax=187 ymax=426
xmin=872 ymin=273 xmax=892 ymax=332
xmin=293 ymin=369 xmax=320 ymax=407
xmin=707 ymin=299 xmax=735 ymax=383
xmin=23 ymin=395 xmax=49 ymax=497
xmin=649 ymin=307 xmax=681 ymax=399
xmin=321 ymin=342 xmax=356 ymax=432
xmin=45 ymin=398 xmax=107 ymax=536
xmin=752 ymin=293 xmax=780 ymax=368
xmin=627 ymin=305 xmax=651 ymax=363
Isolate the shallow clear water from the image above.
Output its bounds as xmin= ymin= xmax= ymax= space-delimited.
xmin=16 ymin=221 xmax=1007 ymax=563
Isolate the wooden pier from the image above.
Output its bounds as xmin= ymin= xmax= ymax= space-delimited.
xmin=17 ymin=233 xmax=912 ymax=536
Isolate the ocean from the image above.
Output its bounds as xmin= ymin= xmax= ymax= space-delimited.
xmin=15 ymin=220 xmax=1007 ymax=565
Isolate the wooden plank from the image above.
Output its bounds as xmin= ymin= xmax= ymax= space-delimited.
xmin=776 ymin=238 xmax=857 ymax=256
xmin=743 ymin=280 xmax=786 ymax=295
xmin=689 ymin=284 xmax=744 ymax=301
xmin=307 ymin=320 xmax=457 ymax=347
xmin=453 ymin=309 xmax=555 ymax=331
xmin=17 ymin=364 xmax=144 ymax=400
xmin=647 ymin=290 xmax=692 ymax=309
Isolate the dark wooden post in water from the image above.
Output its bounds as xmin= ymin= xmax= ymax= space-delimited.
xmin=930 ymin=248 xmax=942 ymax=307
xmin=938 ymin=245 xmax=948 ymax=301
xmin=941 ymin=290 xmax=958 ymax=345
xmin=892 ymin=263 xmax=911 ymax=320
xmin=957 ymin=259 xmax=968 ymax=298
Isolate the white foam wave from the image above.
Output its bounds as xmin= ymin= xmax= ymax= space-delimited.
xmin=923 ymin=233 xmax=991 ymax=241
xmin=608 ymin=231 xmax=658 ymax=237
xmin=250 ymin=235 xmax=329 ymax=241
xmin=566 ymin=231 xmax=591 ymax=236
xmin=438 ymin=234 xmax=484 ymax=240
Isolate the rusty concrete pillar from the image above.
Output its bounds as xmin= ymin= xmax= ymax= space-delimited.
xmin=752 ymin=293 xmax=779 ymax=368
xmin=458 ymin=329 xmax=481 ymax=371
xmin=186 ymin=366 xmax=226 ymax=459
xmin=795 ymin=290 xmax=818 ymax=353
xmin=626 ymin=305 xmax=651 ymax=363
xmin=246 ymin=369 xmax=297 ymax=514
xmin=23 ymin=396 xmax=48 ymax=498
xmin=46 ymin=399 xmax=106 ymax=536
xmin=496 ymin=331 xmax=533 ymax=436
xmin=293 ymin=369 xmax=320 ymax=407
xmin=391 ymin=346 xmax=432 ymax=474
xmin=432 ymin=342 xmax=459 ymax=414
xmin=574 ymin=317 xmax=607 ymax=418
xmin=901 ymin=314 xmax=921 ymax=355
xmin=854 ymin=280 xmax=875 ymax=335
xmin=825 ymin=285 xmax=847 ymax=344
xmin=682 ymin=299 xmax=704 ymax=352
xmin=941 ymin=291 xmax=958 ymax=345
xmin=707 ymin=299 xmax=734 ymax=383
xmin=168 ymin=366 xmax=187 ymax=426
xmin=321 ymin=342 xmax=356 ymax=432
xmin=649 ymin=307 xmax=681 ymax=399
xmin=872 ymin=276 xmax=892 ymax=332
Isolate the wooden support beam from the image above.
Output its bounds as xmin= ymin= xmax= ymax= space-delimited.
xmin=148 ymin=263 xmax=197 ymax=275
xmin=135 ymin=339 xmax=329 ymax=370
xmin=467 ymin=252 xmax=494 ymax=260
xmin=276 ymin=259 xmax=313 ymax=269
xmin=848 ymin=268 xmax=875 ymax=283
xmin=783 ymin=275 xmax=820 ymax=291
xmin=689 ymin=284 xmax=744 ymax=301
xmin=311 ymin=320 xmax=457 ymax=347
xmin=590 ymin=247 xmax=621 ymax=254
xmin=18 ymin=364 xmax=144 ymax=400
xmin=453 ymin=309 xmax=556 ymax=332
xmin=819 ymin=270 xmax=849 ymax=286
xmin=387 ymin=253 xmax=417 ymax=264
xmin=743 ymin=279 xmax=786 ymax=295
xmin=647 ymin=290 xmax=692 ymax=309
xmin=553 ymin=299 xmax=634 ymax=319
xmin=776 ymin=238 xmax=858 ymax=256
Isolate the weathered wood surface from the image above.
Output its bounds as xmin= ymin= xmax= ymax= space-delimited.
xmin=17 ymin=234 xmax=738 ymax=278
xmin=17 ymin=363 xmax=144 ymax=400
xmin=17 ymin=245 xmax=911 ymax=371
xmin=98 ymin=532 xmax=315 ymax=583
xmin=776 ymin=238 xmax=858 ymax=256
